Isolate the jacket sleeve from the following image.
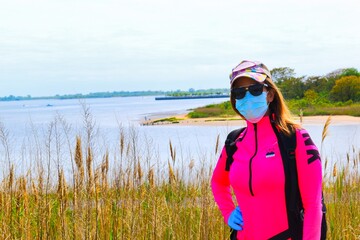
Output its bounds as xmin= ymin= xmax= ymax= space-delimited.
xmin=295 ymin=129 xmax=323 ymax=240
xmin=211 ymin=146 xmax=236 ymax=223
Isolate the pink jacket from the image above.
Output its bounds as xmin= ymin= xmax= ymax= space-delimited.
xmin=211 ymin=116 xmax=323 ymax=239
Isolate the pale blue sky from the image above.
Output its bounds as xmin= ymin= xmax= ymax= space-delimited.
xmin=0 ymin=0 xmax=359 ymax=97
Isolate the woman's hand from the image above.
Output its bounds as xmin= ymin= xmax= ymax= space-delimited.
xmin=227 ymin=206 xmax=244 ymax=231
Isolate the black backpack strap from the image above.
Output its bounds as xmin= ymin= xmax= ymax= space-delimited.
xmin=270 ymin=122 xmax=303 ymax=239
xmin=230 ymin=229 xmax=237 ymax=240
xmin=225 ymin=127 xmax=246 ymax=171
xmin=320 ymin=193 xmax=327 ymax=240
xmin=279 ymin=126 xmax=300 ymax=213
xmin=271 ymin=123 xmax=327 ymax=239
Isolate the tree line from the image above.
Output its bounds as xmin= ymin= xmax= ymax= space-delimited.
xmin=0 ymin=91 xmax=166 ymax=101
xmin=1 ymin=67 xmax=359 ymax=102
xmin=167 ymin=67 xmax=360 ymax=103
xmin=271 ymin=67 xmax=360 ymax=102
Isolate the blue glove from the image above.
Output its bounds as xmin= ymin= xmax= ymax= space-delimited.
xmin=227 ymin=206 xmax=244 ymax=231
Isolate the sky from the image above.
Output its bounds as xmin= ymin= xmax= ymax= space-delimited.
xmin=0 ymin=0 xmax=359 ymax=97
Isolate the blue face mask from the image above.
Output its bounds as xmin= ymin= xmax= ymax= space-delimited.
xmin=235 ymin=91 xmax=269 ymax=123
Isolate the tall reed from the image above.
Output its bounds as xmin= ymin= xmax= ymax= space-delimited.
xmin=0 ymin=112 xmax=358 ymax=239
xmin=320 ymin=116 xmax=360 ymax=239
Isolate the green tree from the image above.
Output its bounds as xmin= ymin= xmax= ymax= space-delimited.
xmin=330 ymin=76 xmax=360 ymax=102
xmin=303 ymin=89 xmax=319 ymax=104
xmin=270 ymin=67 xmax=296 ymax=83
xmin=304 ymin=76 xmax=330 ymax=94
xmin=278 ymin=77 xmax=306 ymax=99
xmin=340 ymin=68 xmax=360 ymax=77
xmin=270 ymin=67 xmax=306 ymax=99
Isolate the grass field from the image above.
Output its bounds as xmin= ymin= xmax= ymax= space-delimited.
xmin=0 ymin=113 xmax=359 ymax=239
xmin=187 ymin=101 xmax=360 ymax=118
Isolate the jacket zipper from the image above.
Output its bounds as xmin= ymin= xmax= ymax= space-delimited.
xmin=249 ymin=123 xmax=258 ymax=196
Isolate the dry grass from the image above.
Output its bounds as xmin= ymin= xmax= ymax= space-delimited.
xmin=323 ymin=146 xmax=360 ymax=239
xmin=322 ymin=116 xmax=359 ymax=239
xmin=0 ymin=113 xmax=358 ymax=239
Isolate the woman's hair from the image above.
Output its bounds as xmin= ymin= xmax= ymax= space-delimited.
xmin=230 ymin=78 xmax=300 ymax=135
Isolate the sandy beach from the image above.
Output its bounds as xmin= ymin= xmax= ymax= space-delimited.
xmin=142 ymin=114 xmax=360 ymax=127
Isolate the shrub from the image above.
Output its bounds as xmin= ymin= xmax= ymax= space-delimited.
xmin=330 ymin=76 xmax=360 ymax=102
xmin=187 ymin=112 xmax=209 ymax=118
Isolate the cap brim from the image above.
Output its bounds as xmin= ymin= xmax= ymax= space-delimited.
xmin=230 ymin=72 xmax=267 ymax=86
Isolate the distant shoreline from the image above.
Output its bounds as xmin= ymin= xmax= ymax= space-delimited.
xmin=142 ymin=114 xmax=360 ymax=126
xmin=0 ymin=92 xmax=166 ymax=102
xmin=0 ymin=88 xmax=229 ymax=102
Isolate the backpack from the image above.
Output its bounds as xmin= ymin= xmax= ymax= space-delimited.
xmin=224 ymin=125 xmax=327 ymax=240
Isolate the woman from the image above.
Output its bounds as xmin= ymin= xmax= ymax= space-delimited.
xmin=211 ymin=60 xmax=323 ymax=239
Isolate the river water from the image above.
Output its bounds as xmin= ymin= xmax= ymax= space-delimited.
xmin=0 ymin=96 xmax=359 ymax=178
